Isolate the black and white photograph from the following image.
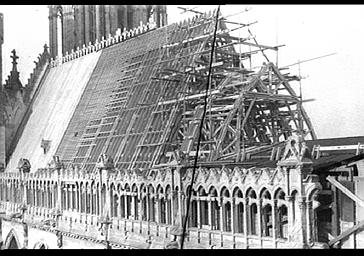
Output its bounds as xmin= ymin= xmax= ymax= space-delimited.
xmin=0 ymin=4 xmax=363 ymax=249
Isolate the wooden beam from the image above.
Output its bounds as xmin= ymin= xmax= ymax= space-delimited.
xmin=326 ymin=176 xmax=364 ymax=209
xmin=328 ymin=221 xmax=364 ymax=247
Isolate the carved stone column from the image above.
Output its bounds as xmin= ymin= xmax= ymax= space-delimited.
xmin=155 ymin=194 xmax=160 ymax=223
xmin=272 ymin=200 xmax=277 ymax=248
xmin=208 ymin=197 xmax=213 ymax=231
xmin=178 ymin=191 xmax=183 ymax=228
xmin=243 ymin=198 xmax=249 ymax=248
xmin=84 ymin=189 xmax=87 ymax=215
xmin=50 ymin=156 xmax=63 ymax=214
xmin=18 ymin=159 xmax=30 ymax=210
xmin=117 ymin=196 xmax=121 ymax=218
xmin=219 ymin=197 xmax=224 ymax=232
xmin=298 ymin=197 xmax=308 ymax=248
xmin=231 ymin=198 xmax=235 ymax=234
xmin=124 ymin=193 xmax=128 ymax=219
xmin=75 ymin=187 xmax=79 ymax=213
xmin=70 ymin=185 xmax=74 ymax=211
xmin=257 ymin=199 xmax=262 ymax=248
xmin=146 ymin=193 xmax=150 ymax=221
xmin=170 ymin=192 xmax=175 ymax=225
xmin=65 ymin=186 xmax=69 ymax=211
xmin=284 ymin=195 xmax=293 ymax=241
xmin=131 ymin=193 xmax=135 ymax=220
xmin=196 ymin=198 xmax=201 ymax=228
xmin=78 ymin=187 xmax=82 ymax=213
xmin=96 ymin=154 xmax=114 ymax=220
xmin=306 ymin=200 xmax=313 ymax=244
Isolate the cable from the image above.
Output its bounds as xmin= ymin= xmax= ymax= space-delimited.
xmin=180 ymin=5 xmax=221 ymax=249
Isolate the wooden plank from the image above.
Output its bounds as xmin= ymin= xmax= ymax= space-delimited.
xmin=327 ymin=176 xmax=364 ymax=209
xmin=328 ymin=221 xmax=364 ymax=247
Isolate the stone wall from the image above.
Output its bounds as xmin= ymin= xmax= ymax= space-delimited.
xmin=0 ymin=139 xmax=323 ymax=249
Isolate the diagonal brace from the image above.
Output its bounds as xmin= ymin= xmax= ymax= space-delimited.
xmin=326 ymin=176 xmax=364 ymax=209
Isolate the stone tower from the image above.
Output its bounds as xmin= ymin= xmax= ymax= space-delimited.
xmin=48 ymin=5 xmax=168 ymax=59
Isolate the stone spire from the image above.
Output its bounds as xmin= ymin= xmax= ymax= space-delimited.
xmin=4 ymin=49 xmax=22 ymax=91
xmin=11 ymin=49 xmax=19 ymax=72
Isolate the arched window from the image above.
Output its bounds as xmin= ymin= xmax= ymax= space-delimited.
xmin=86 ymin=185 xmax=91 ymax=214
xmin=13 ymin=181 xmax=18 ymax=204
xmin=26 ymin=184 xmax=31 ymax=206
xmin=173 ymin=186 xmax=179 ymax=225
xmin=37 ymin=186 xmax=42 ymax=208
xmin=48 ymin=184 xmax=52 ymax=208
xmin=198 ymin=187 xmax=208 ymax=226
xmin=275 ymin=189 xmax=288 ymax=239
xmin=233 ymin=188 xmax=244 ymax=234
xmin=71 ymin=185 xmax=76 ymax=210
xmin=132 ymin=184 xmax=138 ymax=220
xmin=165 ymin=185 xmax=172 ymax=225
xmin=261 ymin=204 xmax=272 ymax=237
xmin=157 ymin=186 xmax=166 ymax=224
xmin=5 ymin=231 xmax=20 ymax=249
xmin=250 ymin=203 xmax=258 ymax=235
xmin=221 ymin=188 xmax=231 ymax=232
xmin=75 ymin=183 xmax=79 ymax=212
xmin=8 ymin=236 xmax=19 ymax=249
xmin=247 ymin=188 xmax=258 ymax=235
xmin=292 ymin=190 xmax=300 ymax=223
xmin=278 ymin=205 xmax=288 ymax=239
xmin=148 ymin=185 xmax=155 ymax=222
xmin=120 ymin=193 xmax=126 ymax=219
xmin=141 ymin=185 xmax=147 ymax=221
xmin=186 ymin=186 xmax=197 ymax=228
xmin=53 ymin=183 xmax=58 ymax=209
xmin=91 ymin=184 xmax=96 ymax=215
xmin=110 ymin=184 xmax=117 ymax=218
xmin=67 ymin=184 xmax=72 ymax=210
xmin=80 ymin=183 xmax=85 ymax=213
xmin=260 ymin=189 xmax=272 ymax=237
xmin=101 ymin=184 xmax=107 ymax=215
xmin=125 ymin=184 xmax=131 ymax=218
xmin=209 ymin=187 xmax=220 ymax=230
xmin=160 ymin=197 xmax=166 ymax=224
xmin=96 ymin=183 xmax=100 ymax=215
xmin=112 ymin=194 xmax=118 ymax=217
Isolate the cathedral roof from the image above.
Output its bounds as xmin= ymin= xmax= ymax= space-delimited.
xmin=5 ymin=10 xmax=320 ymax=173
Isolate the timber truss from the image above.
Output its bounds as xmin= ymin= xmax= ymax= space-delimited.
xmin=62 ymin=10 xmax=316 ymax=171
xmin=151 ymin=11 xmax=316 ymax=167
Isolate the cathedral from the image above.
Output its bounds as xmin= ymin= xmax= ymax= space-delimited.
xmin=0 ymin=6 xmax=363 ymax=249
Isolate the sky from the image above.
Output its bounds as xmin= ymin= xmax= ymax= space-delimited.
xmin=0 ymin=5 xmax=363 ymax=140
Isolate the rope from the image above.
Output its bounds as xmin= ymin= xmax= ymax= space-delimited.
xmin=180 ymin=5 xmax=221 ymax=249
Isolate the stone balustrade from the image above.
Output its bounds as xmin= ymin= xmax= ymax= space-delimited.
xmin=0 ymin=151 xmax=323 ymax=248
xmin=49 ymin=21 xmax=157 ymax=68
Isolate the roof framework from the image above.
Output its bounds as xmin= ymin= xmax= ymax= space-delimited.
xmin=57 ymin=10 xmax=316 ymax=172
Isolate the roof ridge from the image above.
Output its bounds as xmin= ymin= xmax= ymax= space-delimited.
xmin=50 ymin=8 xmax=220 ymax=68
xmin=49 ymin=21 xmax=158 ymax=68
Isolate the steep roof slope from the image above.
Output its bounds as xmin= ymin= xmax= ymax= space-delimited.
xmin=6 ymin=51 xmax=101 ymax=171
xmin=54 ymin=11 xmax=316 ymax=172
xmin=7 ymin=11 xmax=317 ymax=172
xmin=55 ymin=13 xmax=219 ymax=171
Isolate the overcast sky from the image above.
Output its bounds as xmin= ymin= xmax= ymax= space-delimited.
xmin=0 ymin=5 xmax=363 ymax=140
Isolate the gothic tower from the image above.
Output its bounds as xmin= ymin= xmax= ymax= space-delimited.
xmin=48 ymin=5 xmax=168 ymax=59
